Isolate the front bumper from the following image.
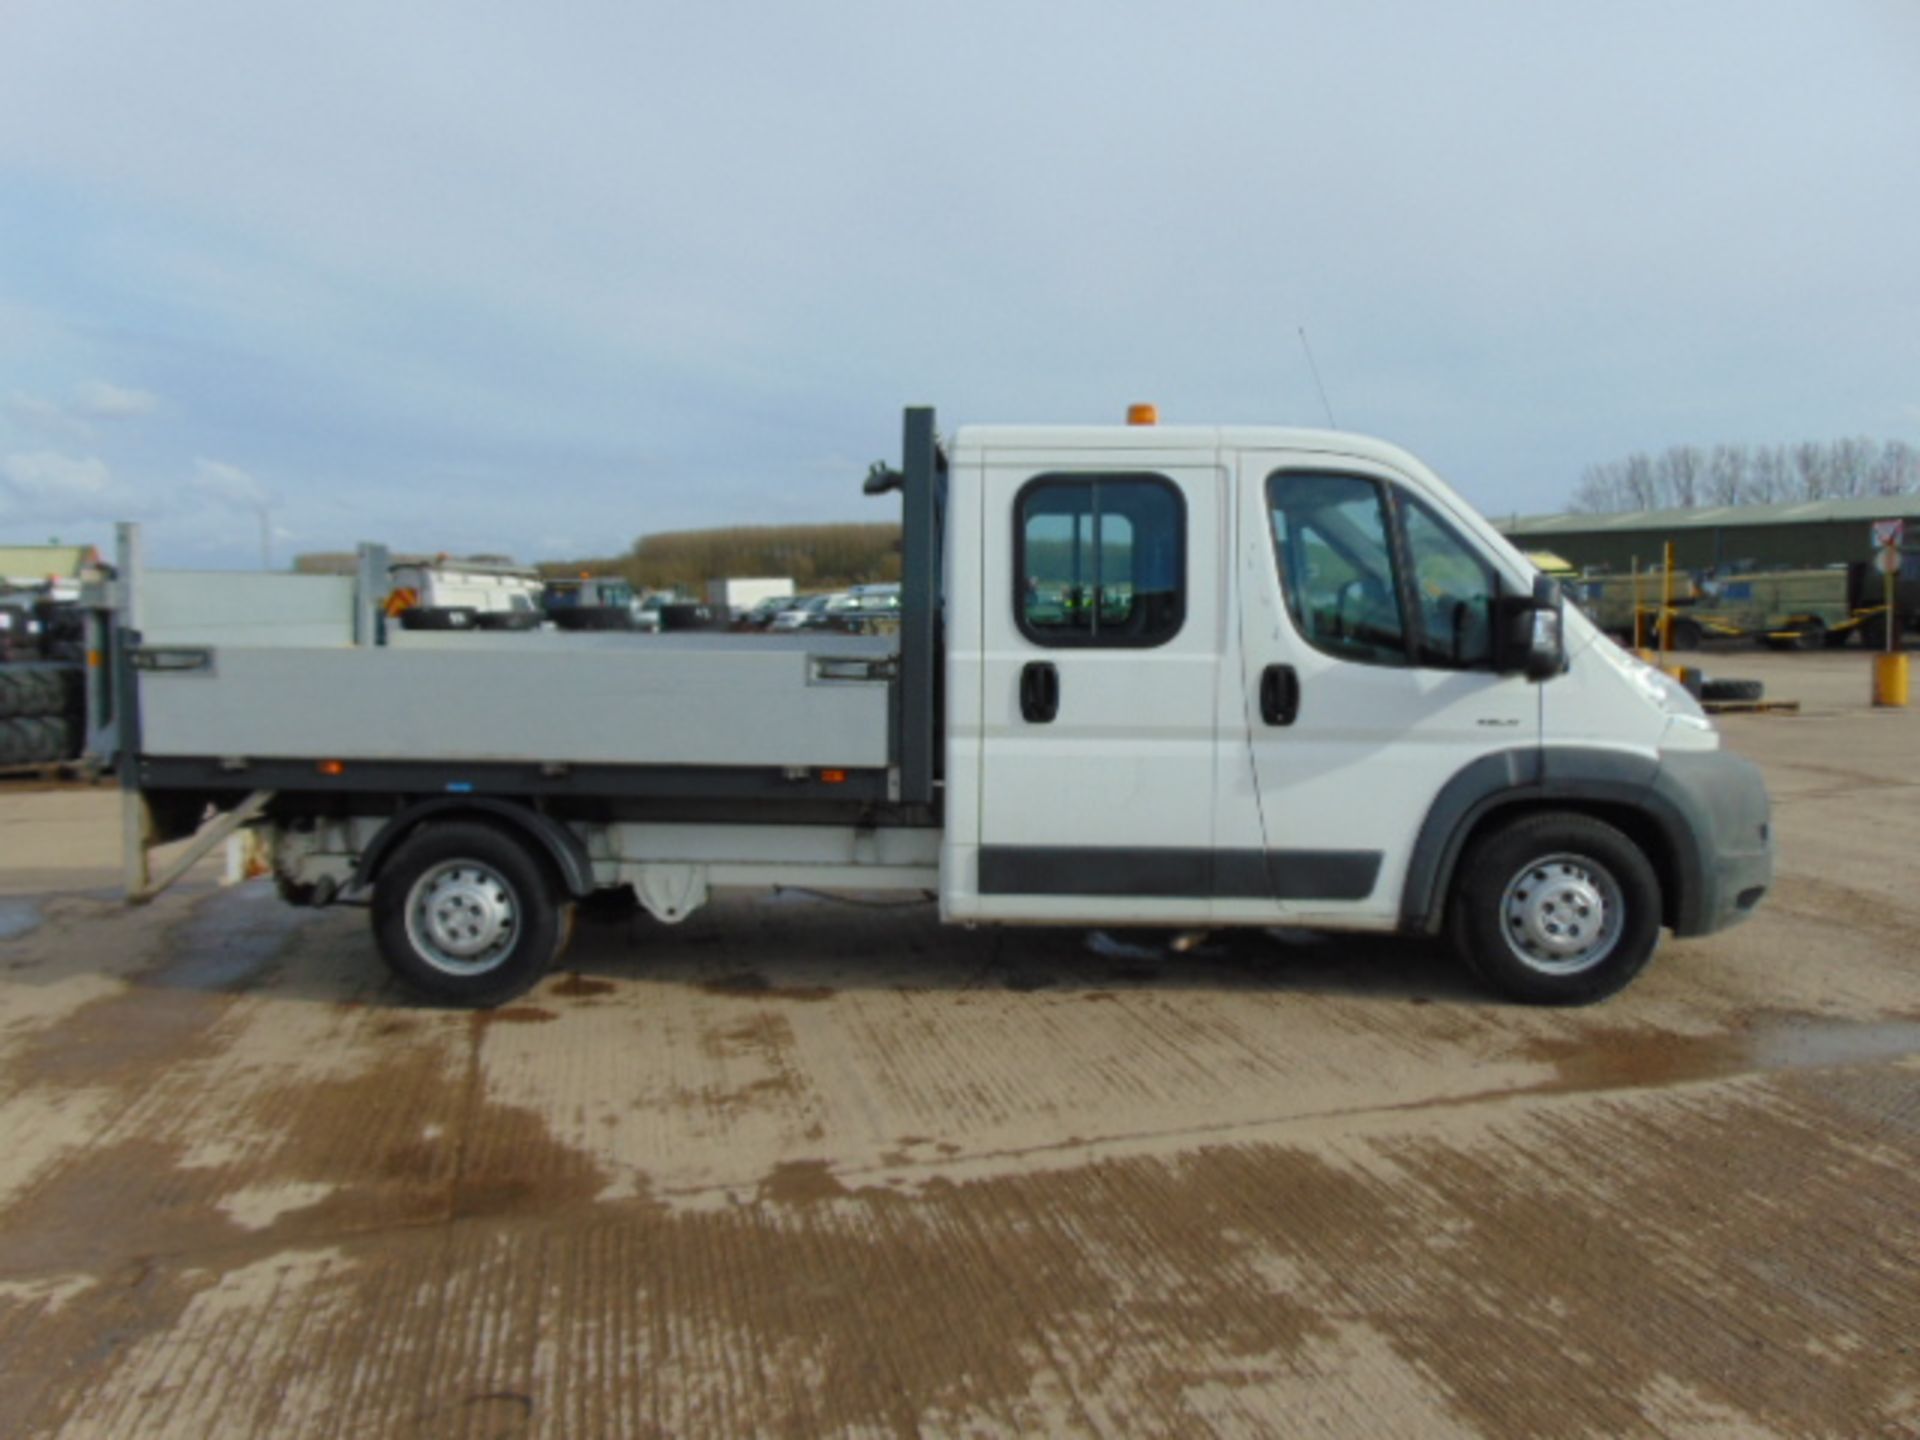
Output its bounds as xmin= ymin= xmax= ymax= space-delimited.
xmin=1653 ymin=749 xmax=1774 ymax=937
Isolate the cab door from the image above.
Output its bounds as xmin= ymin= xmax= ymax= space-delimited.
xmin=972 ymin=457 xmax=1225 ymax=923
xmin=1233 ymin=453 xmax=1539 ymax=923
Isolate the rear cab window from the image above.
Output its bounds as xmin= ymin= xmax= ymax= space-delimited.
xmin=1016 ymin=474 xmax=1185 ymax=647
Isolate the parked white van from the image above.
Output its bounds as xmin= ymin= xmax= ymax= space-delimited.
xmin=103 ymin=408 xmax=1772 ymax=1008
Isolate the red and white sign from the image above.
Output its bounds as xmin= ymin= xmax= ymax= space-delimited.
xmin=1872 ymin=518 xmax=1905 ymax=550
xmin=1878 ymin=547 xmax=1904 ymax=576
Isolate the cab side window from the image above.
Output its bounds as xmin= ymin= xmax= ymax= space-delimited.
xmin=1267 ymin=473 xmax=1409 ymax=667
xmin=1017 ymin=474 xmax=1184 ymax=647
xmin=1403 ymin=497 xmax=1497 ymax=668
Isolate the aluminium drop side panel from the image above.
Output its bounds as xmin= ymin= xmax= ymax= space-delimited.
xmin=140 ymin=572 xmax=359 ymax=648
xmin=137 ymin=634 xmax=893 ymax=769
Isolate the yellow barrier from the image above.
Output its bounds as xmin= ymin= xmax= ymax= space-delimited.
xmin=1873 ymin=653 xmax=1909 ymax=709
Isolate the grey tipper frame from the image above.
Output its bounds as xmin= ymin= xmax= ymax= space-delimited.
xmin=896 ymin=406 xmax=941 ymax=808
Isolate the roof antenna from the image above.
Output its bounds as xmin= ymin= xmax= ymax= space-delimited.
xmin=1297 ymin=325 xmax=1338 ymax=429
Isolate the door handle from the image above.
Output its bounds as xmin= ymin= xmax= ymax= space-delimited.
xmin=1020 ymin=661 xmax=1060 ymax=724
xmin=1260 ymin=664 xmax=1300 ymax=726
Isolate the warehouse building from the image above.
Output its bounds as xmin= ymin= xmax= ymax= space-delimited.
xmin=0 ymin=544 xmax=102 ymax=595
xmin=1494 ymin=495 xmax=1920 ymax=573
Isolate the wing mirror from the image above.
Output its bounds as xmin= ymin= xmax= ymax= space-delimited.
xmin=1493 ymin=575 xmax=1567 ymax=681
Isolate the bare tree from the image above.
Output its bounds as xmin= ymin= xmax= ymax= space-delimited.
xmin=1792 ymin=441 xmax=1831 ymax=500
xmin=1622 ymin=452 xmax=1660 ymax=509
xmin=1829 ymin=437 xmax=1874 ymax=498
xmin=1872 ymin=440 xmax=1920 ymax=496
xmin=1568 ymin=436 xmax=1920 ymax=511
xmin=1660 ymin=446 xmax=1705 ymax=508
xmin=1571 ymin=460 xmax=1627 ymax=512
xmin=1708 ymin=444 xmax=1748 ymax=505
xmin=1747 ymin=446 xmax=1788 ymax=504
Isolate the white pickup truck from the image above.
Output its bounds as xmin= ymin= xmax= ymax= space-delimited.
xmin=99 ymin=408 xmax=1772 ymax=1006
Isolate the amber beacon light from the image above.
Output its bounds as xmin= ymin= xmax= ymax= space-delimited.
xmin=1126 ymin=403 xmax=1158 ymax=426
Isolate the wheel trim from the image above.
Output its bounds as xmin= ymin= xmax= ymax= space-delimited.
xmin=404 ymin=860 xmax=520 ymax=976
xmin=1498 ymin=852 xmax=1625 ymax=976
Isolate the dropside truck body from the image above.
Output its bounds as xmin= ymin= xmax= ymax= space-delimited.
xmin=101 ymin=409 xmax=1773 ymax=1006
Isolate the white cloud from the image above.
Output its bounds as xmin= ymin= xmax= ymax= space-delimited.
xmin=75 ymin=380 xmax=158 ymax=418
xmin=3 ymin=392 xmax=90 ymax=442
xmin=0 ymin=450 xmax=147 ymax=527
xmin=4 ymin=381 xmax=159 ymax=441
xmin=1 ymin=450 xmax=114 ymax=501
xmin=191 ymin=457 xmax=271 ymax=509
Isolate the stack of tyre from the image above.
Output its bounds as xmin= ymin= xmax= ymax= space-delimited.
xmin=0 ymin=663 xmax=84 ymax=766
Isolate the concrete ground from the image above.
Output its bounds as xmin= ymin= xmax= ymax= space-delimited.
xmin=1 ymin=650 xmax=1916 ymax=1438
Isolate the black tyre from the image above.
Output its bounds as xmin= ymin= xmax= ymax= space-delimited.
xmin=41 ymin=715 xmax=76 ymax=761
xmin=1860 ymin=615 xmax=1889 ymax=651
xmin=371 ymin=821 xmax=573 ymax=1006
xmin=1668 ymin=618 xmax=1703 ymax=651
xmin=19 ymin=716 xmax=62 ymax=762
xmin=57 ymin=665 xmax=85 ymax=717
xmin=1793 ymin=618 xmax=1825 ymax=651
xmin=1701 ymin=678 xmax=1764 ymax=702
xmin=0 ymin=718 xmax=23 ymax=765
xmin=0 ymin=669 xmax=31 ymax=719
xmin=30 ymin=667 xmax=65 ymax=716
xmin=397 ymin=606 xmax=480 ymax=631
xmin=1821 ymin=626 xmax=1853 ymax=649
xmin=1449 ymin=812 xmax=1663 ymax=1005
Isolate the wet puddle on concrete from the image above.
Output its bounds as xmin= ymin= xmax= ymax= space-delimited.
xmin=1527 ymin=1014 xmax=1920 ymax=1094
xmin=0 ymin=900 xmax=42 ymax=942
xmin=147 ymin=883 xmax=322 ymax=991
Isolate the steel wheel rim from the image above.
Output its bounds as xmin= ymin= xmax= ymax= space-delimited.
xmin=404 ymin=860 xmax=520 ymax=976
xmin=1498 ymin=852 xmax=1624 ymax=975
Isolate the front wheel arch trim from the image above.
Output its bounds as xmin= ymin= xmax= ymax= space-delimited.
xmin=1400 ymin=748 xmax=1703 ymax=938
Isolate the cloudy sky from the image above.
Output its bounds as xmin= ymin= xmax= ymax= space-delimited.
xmin=2 ymin=1 xmax=1916 ymax=568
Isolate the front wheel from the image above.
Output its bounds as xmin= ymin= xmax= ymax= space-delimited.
xmin=371 ymin=821 xmax=572 ymax=1006
xmin=1448 ymin=813 xmax=1662 ymax=1005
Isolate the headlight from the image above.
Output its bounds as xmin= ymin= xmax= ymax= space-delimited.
xmin=1626 ymin=653 xmax=1711 ymax=725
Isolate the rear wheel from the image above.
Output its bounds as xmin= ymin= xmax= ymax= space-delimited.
xmin=1449 ymin=813 xmax=1662 ymax=1005
xmin=371 ymin=821 xmax=573 ymax=1006
xmin=1668 ymin=618 xmax=1703 ymax=651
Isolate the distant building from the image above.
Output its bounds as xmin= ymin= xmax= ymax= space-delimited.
xmin=0 ymin=543 xmax=103 ymax=591
xmin=1496 ymin=496 xmax=1920 ymax=573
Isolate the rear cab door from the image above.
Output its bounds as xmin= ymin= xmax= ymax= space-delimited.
xmin=952 ymin=430 xmax=1228 ymax=923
